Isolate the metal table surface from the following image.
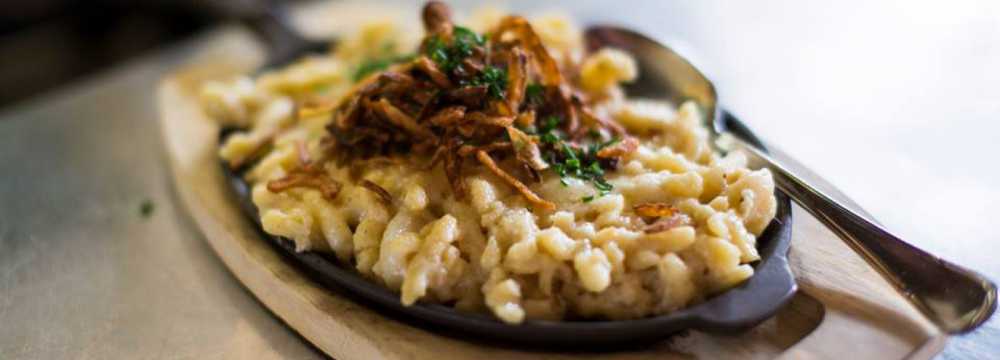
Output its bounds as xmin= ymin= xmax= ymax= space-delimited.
xmin=1 ymin=1 xmax=997 ymax=358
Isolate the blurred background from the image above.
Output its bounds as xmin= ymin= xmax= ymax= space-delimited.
xmin=0 ymin=0 xmax=310 ymax=106
xmin=0 ymin=0 xmax=997 ymax=359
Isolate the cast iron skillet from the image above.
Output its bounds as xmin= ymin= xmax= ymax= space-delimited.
xmin=219 ymin=117 xmax=793 ymax=348
xmin=217 ymin=4 xmax=796 ymax=348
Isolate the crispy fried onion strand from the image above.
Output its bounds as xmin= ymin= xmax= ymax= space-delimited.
xmin=266 ymin=166 xmax=342 ymax=200
xmin=476 ymin=150 xmax=555 ymax=210
xmin=360 ymin=180 xmax=393 ymax=205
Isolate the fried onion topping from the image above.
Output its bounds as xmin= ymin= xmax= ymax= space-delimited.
xmin=262 ymin=1 xmax=639 ymax=207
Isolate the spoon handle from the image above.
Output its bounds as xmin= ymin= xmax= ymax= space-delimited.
xmin=729 ymin=135 xmax=996 ymax=334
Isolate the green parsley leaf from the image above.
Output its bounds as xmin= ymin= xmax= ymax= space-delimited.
xmin=425 ymin=26 xmax=488 ymax=72
xmin=454 ymin=26 xmax=486 ymax=47
xmin=587 ymin=161 xmax=604 ymax=176
xmin=561 ymin=143 xmax=578 ymax=161
xmin=525 ymin=83 xmax=544 ymax=105
xmin=541 ymin=137 xmax=616 ymax=198
xmin=471 ymin=66 xmax=508 ymax=99
xmin=600 ymin=137 xmax=621 ymax=149
xmin=139 ymin=199 xmax=155 ymax=218
xmin=582 ymin=195 xmax=595 ymax=203
xmin=425 ymin=36 xmax=453 ymax=69
xmin=594 ymin=179 xmax=613 ymax=192
xmin=540 ymin=116 xmax=561 ymax=133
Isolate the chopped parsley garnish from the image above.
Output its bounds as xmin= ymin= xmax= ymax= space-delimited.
xmin=548 ymin=141 xmax=614 ymax=194
xmin=534 ymin=118 xmax=620 ymax=201
xmin=425 ymin=26 xmax=507 ymax=99
xmin=540 ymin=115 xmax=561 ymax=133
xmin=453 ymin=26 xmax=486 ymax=51
xmin=139 ymin=199 xmax=155 ymax=218
xmin=425 ymin=26 xmax=487 ymax=72
xmin=525 ymin=83 xmax=544 ymax=105
xmin=353 ymin=54 xmax=415 ymax=81
xmin=582 ymin=195 xmax=596 ymax=203
xmin=471 ymin=66 xmax=508 ymax=99
xmin=425 ymin=36 xmax=453 ymax=69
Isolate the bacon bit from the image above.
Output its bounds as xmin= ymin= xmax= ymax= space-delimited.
xmin=597 ymin=137 xmax=639 ymax=159
xmin=415 ymin=56 xmax=453 ymax=88
xmin=634 ymin=202 xmax=678 ymax=218
xmin=427 ymin=106 xmax=466 ymax=126
xmin=372 ymin=98 xmax=434 ymax=139
xmin=360 ymin=180 xmax=393 ymax=205
xmin=476 ymin=150 xmax=555 ymax=211
xmin=644 ymin=213 xmax=693 ymax=233
xmin=267 ymin=167 xmax=341 ymax=200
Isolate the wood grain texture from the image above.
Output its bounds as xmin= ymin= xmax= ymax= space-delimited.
xmin=156 ymin=4 xmax=946 ymax=358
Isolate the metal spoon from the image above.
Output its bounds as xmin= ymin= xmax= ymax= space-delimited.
xmin=584 ymin=25 xmax=996 ymax=334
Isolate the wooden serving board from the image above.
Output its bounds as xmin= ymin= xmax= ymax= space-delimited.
xmin=157 ymin=4 xmax=945 ymax=358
